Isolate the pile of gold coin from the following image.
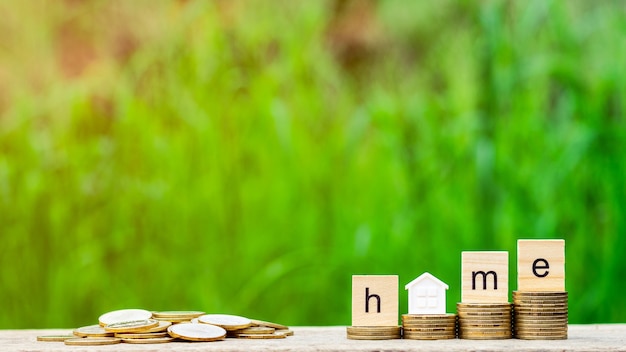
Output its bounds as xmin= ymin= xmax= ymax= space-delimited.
xmin=37 ymin=309 xmax=293 ymax=345
xmin=457 ymin=303 xmax=512 ymax=340
xmin=401 ymin=314 xmax=457 ymax=340
xmin=513 ymin=291 xmax=568 ymax=340
xmin=346 ymin=326 xmax=402 ymax=340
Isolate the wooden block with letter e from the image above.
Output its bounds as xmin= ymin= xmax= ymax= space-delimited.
xmin=351 ymin=275 xmax=398 ymax=326
xmin=461 ymin=251 xmax=509 ymax=303
xmin=517 ymin=239 xmax=565 ymax=291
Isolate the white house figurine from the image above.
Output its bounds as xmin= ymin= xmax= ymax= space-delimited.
xmin=405 ymin=272 xmax=448 ymax=314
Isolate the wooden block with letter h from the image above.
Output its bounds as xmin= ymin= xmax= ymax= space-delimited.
xmin=461 ymin=251 xmax=509 ymax=303
xmin=517 ymin=239 xmax=565 ymax=291
xmin=351 ymin=275 xmax=398 ymax=326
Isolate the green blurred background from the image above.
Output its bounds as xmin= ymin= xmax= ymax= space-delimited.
xmin=1 ymin=0 xmax=625 ymax=328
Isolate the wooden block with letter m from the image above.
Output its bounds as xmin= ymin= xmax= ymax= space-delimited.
xmin=461 ymin=251 xmax=509 ymax=303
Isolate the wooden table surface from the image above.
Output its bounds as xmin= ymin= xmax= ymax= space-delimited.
xmin=2 ymin=325 xmax=625 ymax=352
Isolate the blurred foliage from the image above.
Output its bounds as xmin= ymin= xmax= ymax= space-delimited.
xmin=1 ymin=0 xmax=625 ymax=328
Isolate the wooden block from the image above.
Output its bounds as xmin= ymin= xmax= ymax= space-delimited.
xmin=461 ymin=251 xmax=509 ymax=303
xmin=351 ymin=275 xmax=398 ymax=326
xmin=517 ymin=239 xmax=565 ymax=291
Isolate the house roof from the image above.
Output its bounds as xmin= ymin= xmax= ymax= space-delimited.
xmin=404 ymin=272 xmax=449 ymax=290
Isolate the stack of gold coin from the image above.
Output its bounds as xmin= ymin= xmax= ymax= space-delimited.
xmin=513 ymin=291 xmax=568 ymax=340
xmin=401 ymin=314 xmax=457 ymax=340
xmin=457 ymin=303 xmax=512 ymax=340
xmin=346 ymin=326 xmax=402 ymax=340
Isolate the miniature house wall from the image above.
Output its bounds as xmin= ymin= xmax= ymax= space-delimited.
xmin=405 ymin=272 xmax=448 ymax=314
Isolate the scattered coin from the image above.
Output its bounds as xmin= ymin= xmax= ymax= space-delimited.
xmin=64 ymin=337 xmax=122 ymax=346
xmin=237 ymin=333 xmax=287 ymax=339
xmin=152 ymin=311 xmax=205 ymax=319
xmin=99 ymin=309 xmax=152 ymax=326
xmin=104 ymin=319 xmax=159 ymax=333
xmin=114 ymin=332 xmax=169 ymax=339
xmin=143 ymin=320 xmax=172 ymax=332
xmin=36 ymin=335 xmax=75 ymax=342
xmin=251 ymin=319 xmax=289 ymax=330
xmin=274 ymin=329 xmax=294 ymax=336
xmin=168 ymin=322 xmax=227 ymax=342
xmin=233 ymin=326 xmax=275 ymax=335
xmin=121 ymin=337 xmax=175 ymax=344
xmin=40 ymin=309 xmax=293 ymax=344
xmin=198 ymin=314 xmax=253 ymax=330
xmin=73 ymin=325 xmax=113 ymax=337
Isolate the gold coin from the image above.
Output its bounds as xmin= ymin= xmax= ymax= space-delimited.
xmin=114 ymin=332 xmax=169 ymax=339
xmin=460 ymin=323 xmax=510 ymax=328
xmin=403 ymin=327 xmax=456 ymax=334
xmin=404 ymin=331 xmax=456 ymax=336
xmin=346 ymin=331 xmax=401 ymax=336
xmin=250 ymin=319 xmax=289 ymax=330
xmin=275 ymin=329 xmax=294 ymax=336
xmin=457 ymin=303 xmax=512 ymax=308
xmin=461 ymin=327 xmax=510 ymax=330
xmin=347 ymin=326 xmax=401 ymax=335
xmin=516 ymin=332 xmax=568 ymax=336
xmin=516 ymin=334 xmax=567 ymax=340
xmin=404 ymin=334 xmax=457 ymax=339
xmin=121 ymin=337 xmax=175 ymax=344
xmin=233 ymin=326 xmax=275 ymax=335
xmin=404 ymin=335 xmax=456 ymax=340
xmin=513 ymin=296 xmax=568 ymax=300
xmin=347 ymin=334 xmax=401 ymax=340
xmin=458 ymin=309 xmax=511 ymax=313
xmin=168 ymin=322 xmax=226 ymax=342
xmin=515 ymin=303 xmax=567 ymax=307
xmin=198 ymin=314 xmax=253 ymax=330
xmin=104 ymin=319 xmax=159 ymax=332
xmin=513 ymin=291 xmax=567 ymax=296
xmin=403 ymin=322 xmax=456 ymax=326
xmin=515 ymin=320 xmax=568 ymax=325
xmin=404 ymin=331 xmax=457 ymax=337
xmin=152 ymin=311 xmax=205 ymax=319
xmin=460 ymin=329 xmax=511 ymax=334
xmin=515 ymin=319 xmax=568 ymax=324
xmin=64 ymin=337 xmax=122 ymax=346
xmin=143 ymin=320 xmax=172 ymax=332
xmin=458 ymin=314 xmax=510 ymax=319
xmin=515 ymin=329 xmax=568 ymax=334
xmin=516 ymin=312 xmax=567 ymax=317
xmin=99 ymin=309 xmax=152 ymax=326
xmin=460 ymin=321 xmax=508 ymax=325
xmin=402 ymin=314 xmax=456 ymax=319
xmin=459 ymin=335 xmax=511 ymax=340
xmin=403 ymin=323 xmax=456 ymax=328
xmin=237 ymin=333 xmax=286 ymax=339
xmin=37 ymin=335 xmax=75 ymax=342
xmin=458 ymin=306 xmax=510 ymax=311
xmin=403 ymin=318 xmax=456 ymax=323
xmin=154 ymin=317 xmax=193 ymax=323
xmin=515 ymin=306 xmax=567 ymax=312
xmin=73 ymin=325 xmax=113 ymax=337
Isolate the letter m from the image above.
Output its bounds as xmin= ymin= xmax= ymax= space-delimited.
xmin=472 ymin=271 xmax=498 ymax=290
